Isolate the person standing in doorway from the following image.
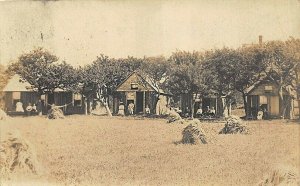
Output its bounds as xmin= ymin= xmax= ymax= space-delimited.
xmin=37 ymin=100 xmax=43 ymax=116
xmin=128 ymin=102 xmax=135 ymax=115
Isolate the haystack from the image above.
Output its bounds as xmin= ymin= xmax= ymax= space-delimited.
xmin=0 ymin=135 xmax=42 ymax=178
xmin=47 ymin=108 xmax=64 ymax=119
xmin=258 ymin=165 xmax=300 ymax=186
xmin=0 ymin=109 xmax=8 ymax=120
xmin=219 ymin=115 xmax=248 ymax=134
xmin=167 ymin=109 xmax=182 ymax=123
xmin=182 ymin=120 xmax=207 ymax=144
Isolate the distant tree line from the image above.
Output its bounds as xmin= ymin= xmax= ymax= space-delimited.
xmin=4 ymin=37 xmax=300 ymax=117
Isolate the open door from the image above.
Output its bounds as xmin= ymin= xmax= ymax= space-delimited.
xmin=136 ymin=92 xmax=144 ymax=114
xmin=270 ymin=96 xmax=279 ymax=116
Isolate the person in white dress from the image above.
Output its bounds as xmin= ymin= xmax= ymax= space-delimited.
xmin=118 ymin=102 xmax=125 ymax=116
xmin=16 ymin=101 xmax=24 ymax=112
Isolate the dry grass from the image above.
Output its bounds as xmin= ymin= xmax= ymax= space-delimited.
xmin=0 ymin=116 xmax=299 ymax=186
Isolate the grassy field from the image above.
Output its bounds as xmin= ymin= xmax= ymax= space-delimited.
xmin=0 ymin=115 xmax=299 ymax=186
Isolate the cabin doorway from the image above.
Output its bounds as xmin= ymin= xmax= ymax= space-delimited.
xmin=47 ymin=94 xmax=55 ymax=105
xmin=270 ymin=96 xmax=279 ymax=115
xmin=136 ymin=92 xmax=144 ymax=113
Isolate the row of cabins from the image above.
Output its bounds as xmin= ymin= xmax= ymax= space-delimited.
xmin=1 ymin=73 xmax=172 ymax=116
xmin=1 ymin=72 xmax=299 ymax=119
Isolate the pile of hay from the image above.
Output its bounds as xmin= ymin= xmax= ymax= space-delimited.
xmin=0 ymin=134 xmax=42 ymax=178
xmin=167 ymin=109 xmax=182 ymax=123
xmin=182 ymin=120 xmax=207 ymax=144
xmin=258 ymin=165 xmax=300 ymax=186
xmin=47 ymin=108 xmax=64 ymax=119
xmin=0 ymin=109 xmax=8 ymax=120
xmin=219 ymin=115 xmax=248 ymax=134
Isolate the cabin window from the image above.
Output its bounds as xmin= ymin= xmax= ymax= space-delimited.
xmin=260 ymin=96 xmax=268 ymax=104
xmin=73 ymin=93 xmax=82 ymax=106
xmin=131 ymin=83 xmax=138 ymax=90
xmin=12 ymin=92 xmax=21 ymax=100
xmin=264 ymin=86 xmax=273 ymax=93
xmin=12 ymin=92 xmax=21 ymax=107
xmin=41 ymin=95 xmax=46 ymax=100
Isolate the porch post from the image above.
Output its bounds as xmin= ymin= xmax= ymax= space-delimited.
xmin=143 ymin=91 xmax=145 ymax=113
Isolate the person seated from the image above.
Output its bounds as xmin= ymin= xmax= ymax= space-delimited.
xmin=257 ymin=110 xmax=263 ymax=120
xmin=196 ymin=107 xmax=203 ymax=117
xmin=184 ymin=107 xmax=191 ymax=117
xmin=32 ymin=104 xmax=37 ymax=112
xmin=262 ymin=108 xmax=269 ymax=120
xmin=26 ymin=103 xmax=33 ymax=116
xmin=118 ymin=102 xmax=125 ymax=116
xmin=210 ymin=107 xmax=216 ymax=116
xmin=145 ymin=105 xmax=150 ymax=115
xmin=16 ymin=101 xmax=24 ymax=112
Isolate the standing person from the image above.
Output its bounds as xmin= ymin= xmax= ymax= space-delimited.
xmin=128 ymin=102 xmax=135 ymax=115
xmin=37 ymin=100 xmax=43 ymax=116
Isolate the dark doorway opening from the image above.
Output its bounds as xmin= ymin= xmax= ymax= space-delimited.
xmin=48 ymin=93 xmax=55 ymax=105
xmin=136 ymin=92 xmax=144 ymax=113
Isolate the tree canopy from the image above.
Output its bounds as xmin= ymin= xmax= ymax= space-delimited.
xmin=6 ymin=37 xmax=300 ymax=117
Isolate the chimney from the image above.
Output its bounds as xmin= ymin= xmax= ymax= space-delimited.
xmin=259 ymin=35 xmax=263 ymax=45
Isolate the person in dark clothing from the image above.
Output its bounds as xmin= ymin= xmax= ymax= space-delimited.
xmin=37 ymin=100 xmax=43 ymax=116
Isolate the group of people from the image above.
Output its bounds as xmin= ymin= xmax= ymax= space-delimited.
xmin=196 ymin=106 xmax=216 ymax=118
xmin=251 ymin=105 xmax=269 ymax=120
xmin=118 ymin=102 xmax=151 ymax=116
xmin=15 ymin=100 xmax=43 ymax=116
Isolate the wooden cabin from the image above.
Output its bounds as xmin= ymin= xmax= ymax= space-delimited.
xmin=177 ymin=93 xmax=227 ymax=117
xmin=112 ymin=72 xmax=171 ymax=115
xmin=245 ymin=79 xmax=298 ymax=119
xmin=1 ymin=74 xmax=85 ymax=115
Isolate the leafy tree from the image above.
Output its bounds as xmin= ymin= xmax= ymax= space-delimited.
xmin=139 ymin=56 xmax=169 ymax=89
xmin=260 ymin=39 xmax=299 ymax=118
xmin=9 ymin=48 xmax=77 ymax=103
xmin=202 ymin=48 xmax=243 ymax=117
xmin=77 ymin=55 xmax=143 ymax=116
xmin=235 ymin=45 xmax=268 ymax=115
xmin=166 ymin=51 xmax=207 ymax=118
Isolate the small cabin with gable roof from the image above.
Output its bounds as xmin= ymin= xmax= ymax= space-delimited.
xmin=245 ymin=79 xmax=298 ymax=119
xmin=1 ymin=74 xmax=85 ymax=115
xmin=112 ymin=72 xmax=172 ymax=115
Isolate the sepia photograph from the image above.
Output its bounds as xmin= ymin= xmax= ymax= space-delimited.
xmin=0 ymin=0 xmax=299 ymax=185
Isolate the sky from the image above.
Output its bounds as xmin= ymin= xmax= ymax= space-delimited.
xmin=0 ymin=0 xmax=299 ymax=66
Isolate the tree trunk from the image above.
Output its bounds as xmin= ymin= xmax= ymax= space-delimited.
xmin=84 ymin=98 xmax=88 ymax=115
xmin=228 ymin=99 xmax=232 ymax=116
xmin=190 ymin=93 xmax=194 ymax=119
xmin=87 ymin=97 xmax=91 ymax=115
xmin=101 ymin=98 xmax=112 ymax=117
xmin=105 ymin=103 xmax=112 ymax=117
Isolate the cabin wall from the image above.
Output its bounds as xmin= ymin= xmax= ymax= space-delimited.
xmin=180 ymin=94 xmax=221 ymax=116
xmin=54 ymin=92 xmax=84 ymax=115
xmin=4 ymin=91 xmax=39 ymax=112
xmin=113 ymin=91 xmax=157 ymax=115
xmin=248 ymin=82 xmax=288 ymax=96
xmin=246 ymin=95 xmax=294 ymax=119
